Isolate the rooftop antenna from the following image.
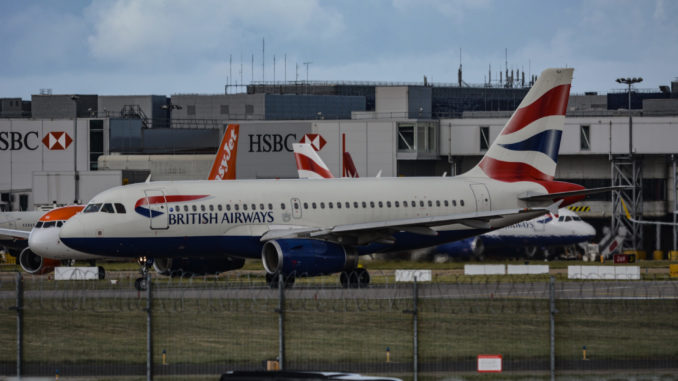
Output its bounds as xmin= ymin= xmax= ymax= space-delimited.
xmin=457 ymin=48 xmax=462 ymax=87
xmin=284 ymin=54 xmax=287 ymax=83
xmin=262 ymin=38 xmax=265 ymax=83
xmin=229 ymin=54 xmax=232 ymax=92
xmin=303 ymin=61 xmax=311 ymax=82
xmin=251 ymin=54 xmax=254 ymax=84
xmin=273 ymin=55 xmax=276 ymax=84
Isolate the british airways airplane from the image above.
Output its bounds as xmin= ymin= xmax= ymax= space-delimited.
xmin=58 ymin=68 xmax=593 ymax=288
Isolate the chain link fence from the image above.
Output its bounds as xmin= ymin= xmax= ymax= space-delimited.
xmin=1 ymin=271 xmax=677 ymax=380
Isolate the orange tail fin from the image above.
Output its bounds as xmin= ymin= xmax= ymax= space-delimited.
xmin=208 ymin=124 xmax=239 ymax=180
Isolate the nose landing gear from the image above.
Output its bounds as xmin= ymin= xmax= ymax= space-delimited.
xmin=134 ymin=256 xmax=153 ymax=291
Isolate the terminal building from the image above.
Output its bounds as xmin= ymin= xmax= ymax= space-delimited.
xmin=1 ymin=75 xmax=677 ymax=252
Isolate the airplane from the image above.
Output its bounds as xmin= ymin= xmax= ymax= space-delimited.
xmin=0 ymin=210 xmax=45 ymax=261
xmin=431 ymin=208 xmax=595 ymax=260
xmin=58 ymin=68 xmax=602 ymax=290
xmin=0 ymin=124 xmax=241 ymax=276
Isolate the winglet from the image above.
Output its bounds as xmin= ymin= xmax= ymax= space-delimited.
xmin=547 ymin=199 xmax=564 ymax=215
xmin=145 ymin=174 xmax=152 ymax=184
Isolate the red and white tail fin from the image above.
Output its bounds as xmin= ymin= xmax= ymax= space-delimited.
xmin=293 ymin=143 xmax=334 ymax=179
xmin=342 ymin=151 xmax=359 ymax=178
xmin=464 ymin=68 xmax=573 ymax=182
xmin=208 ymin=124 xmax=239 ymax=180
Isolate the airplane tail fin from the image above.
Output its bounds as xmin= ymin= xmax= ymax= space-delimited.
xmin=342 ymin=151 xmax=359 ymax=178
xmin=208 ymin=124 xmax=239 ymax=180
xmin=464 ymin=68 xmax=573 ymax=182
xmin=293 ymin=143 xmax=334 ymax=179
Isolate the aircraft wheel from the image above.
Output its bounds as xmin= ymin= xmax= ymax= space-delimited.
xmin=356 ymin=268 xmax=370 ymax=288
xmin=134 ymin=277 xmax=148 ymax=291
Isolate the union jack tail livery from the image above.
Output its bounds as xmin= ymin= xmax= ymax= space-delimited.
xmin=208 ymin=124 xmax=239 ymax=180
xmin=293 ymin=143 xmax=334 ymax=179
xmin=465 ymin=68 xmax=573 ymax=182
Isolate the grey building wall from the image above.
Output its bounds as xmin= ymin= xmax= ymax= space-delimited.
xmin=265 ymin=94 xmax=365 ymax=120
xmin=0 ymin=98 xmax=24 ymax=118
xmin=170 ymin=94 xmax=267 ymax=122
xmin=98 ymin=95 xmax=169 ymax=127
xmin=31 ymin=94 xmax=98 ymax=119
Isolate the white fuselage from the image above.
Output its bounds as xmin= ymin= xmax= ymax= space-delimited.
xmin=59 ymin=176 xmax=549 ymax=259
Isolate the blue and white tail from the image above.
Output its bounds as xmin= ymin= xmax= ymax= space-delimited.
xmin=463 ymin=68 xmax=573 ymax=182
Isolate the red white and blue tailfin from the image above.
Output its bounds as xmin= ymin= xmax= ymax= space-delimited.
xmin=293 ymin=143 xmax=334 ymax=179
xmin=208 ymin=124 xmax=239 ymax=180
xmin=463 ymin=68 xmax=573 ymax=182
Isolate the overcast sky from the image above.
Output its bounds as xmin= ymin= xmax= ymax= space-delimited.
xmin=1 ymin=0 xmax=676 ymax=99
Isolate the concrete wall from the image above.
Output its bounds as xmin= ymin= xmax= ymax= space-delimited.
xmin=171 ymin=94 xmax=266 ymax=121
xmin=31 ymin=95 xmax=97 ymax=119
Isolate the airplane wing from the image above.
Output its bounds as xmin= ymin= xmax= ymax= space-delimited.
xmin=261 ymin=205 xmax=555 ymax=245
xmin=519 ymin=186 xmax=631 ymax=202
xmin=0 ymin=227 xmax=30 ymax=239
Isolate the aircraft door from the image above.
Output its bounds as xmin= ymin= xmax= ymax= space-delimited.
xmin=291 ymin=198 xmax=302 ymax=219
xmin=470 ymin=184 xmax=491 ymax=212
xmin=144 ymin=190 xmax=169 ymax=230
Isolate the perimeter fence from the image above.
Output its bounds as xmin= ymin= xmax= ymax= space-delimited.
xmin=0 ymin=271 xmax=677 ymax=380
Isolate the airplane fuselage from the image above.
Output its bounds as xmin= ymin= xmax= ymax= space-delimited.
xmin=59 ymin=176 xmax=549 ymax=259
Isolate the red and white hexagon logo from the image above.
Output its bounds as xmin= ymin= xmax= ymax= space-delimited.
xmin=299 ymin=134 xmax=326 ymax=151
xmin=42 ymin=131 xmax=73 ymax=150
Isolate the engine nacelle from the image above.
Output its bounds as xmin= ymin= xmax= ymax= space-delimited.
xmin=153 ymin=256 xmax=245 ymax=276
xmin=261 ymin=239 xmax=358 ymax=277
xmin=18 ymin=247 xmax=60 ymax=275
xmin=435 ymin=237 xmax=485 ymax=259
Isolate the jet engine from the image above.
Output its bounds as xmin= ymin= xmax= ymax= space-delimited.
xmin=18 ymin=247 xmax=61 ymax=275
xmin=435 ymin=237 xmax=485 ymax=260
xmin=153 ymin=256 xmax=245 ymax=276
xmin=261 ymin=239 xmax=358 ymax=277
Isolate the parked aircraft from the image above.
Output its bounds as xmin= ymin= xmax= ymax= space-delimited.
xmin=58 ymin=68 xmax=600 ymax=289
xmin=0 ymin=210 xmax=44 ymax=259
xmin=0 ymin=124 xmax=241 ymax=276
xmin=432 ymin=208 xmax=595 ymax=260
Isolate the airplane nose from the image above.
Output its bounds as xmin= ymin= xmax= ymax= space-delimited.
xmin=59 ymin=217 xmax=85 ymax=249
xmin=28 ymin=228 xmax=51 ymax=256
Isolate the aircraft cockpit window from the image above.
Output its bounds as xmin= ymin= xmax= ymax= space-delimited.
xmin=84 ymin=203 xmax=102 ymax=213
xmin=574 ymin=216 xmax=582 ymax=221
xmin=101 ymin=203 xmax=115 ymax=213
xmin=558 ymin=216 xmax=565 ymax=222
xmin=114 ymin=203 xmax=126 ymax=213
xmin=565 ymin=216 xmax=572 ymax=222
xmin=57 ymin=221 xmax=63 ymax=227
xmin=43 ymin=221 xmax=56 ymax=228
xmin=35 ymin=221 xmax=43 ymax=228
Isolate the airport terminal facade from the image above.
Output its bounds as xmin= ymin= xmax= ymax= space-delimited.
xmin=1 ymin=78 xmax=678 ymax=251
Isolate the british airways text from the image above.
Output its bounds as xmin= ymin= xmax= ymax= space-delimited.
xmin=169 ymin=211 xmax=274 ymax=225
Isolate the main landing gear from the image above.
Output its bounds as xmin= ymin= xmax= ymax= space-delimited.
xmin=134 ymin=256 xmax=153 ymax=291
xmin=340 ymin=268 xmax=370 ymax=289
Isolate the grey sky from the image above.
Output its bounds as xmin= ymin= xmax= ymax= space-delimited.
xmin=1 ymin=0 xmax=676 ymax=99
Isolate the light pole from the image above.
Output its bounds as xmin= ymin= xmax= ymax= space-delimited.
xmin=615 ymin=77 xmax=643 ymax=155
xmin=70 ymin=95 xmax=79 ymax=204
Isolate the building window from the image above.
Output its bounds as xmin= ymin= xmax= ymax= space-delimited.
xmin=187 ymin=105 xmax=196 ymax=116
xmin=580 ymin=125 xmax=591 ymax=151
xmin=220 ymin=105 xmax=229 ymax=115
xmin=245 ymin=105 xmax=254 ymax=115
xmin=480 ymin=126 xmax=490 ymax=151
xmin=89 ymin=120 xmax=104 ymax=170
xmin=398 ymin=124 xmax=415 ymax=152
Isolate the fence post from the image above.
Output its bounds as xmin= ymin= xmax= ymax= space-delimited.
xmin=549 ymin=276 xmax=556 ymax=381
xmin=14 ymin=273 xmax=23 ymax=379
xmin=146 ymin=273 xmax=153 ymax=381
xmin=413 ymin=277 xmax=418 ymax=381
xmin=277 ymin=274 xmax=285 ymax=370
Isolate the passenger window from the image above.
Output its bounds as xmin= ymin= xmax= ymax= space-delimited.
xmin=312 ymin=202 xmax=317 ymax=209
xmin=251 ymin=204 xmax=256 ymax=210
xmin=460 ymin=200 xmax=465 ymax=207
xmin=328 ymin=202 xmax=333 ymax=209
xmin=226 ymin=204 xmax=231 ymax=211
xmin=268 ymin=203 xmax=273 ymax=210
xmin=420 ymin=201 xmax=424 ymax=207
xmin=217 ymin=205 xmax=222 ymax=212
xmin=304 ymin=202 xmax=308 ymax=209
xmin=444 ymin=200 xmax=449 ymax=207
xmin=355 ymin=202 xmax=359 ymax=208
xmin=280 ymin=203 xmax=286 ymax=210
xmin=35 ymin=222 xmax=43 ymax=228
xmin=101 ymin=203 xmax=115 ymax=213
xmin=234 ymin=204 xmax=239 ymax=211
xmin=183 ymin=205 xmax=188 ymax=212
xmin=395 ymin=201 xmax=399 ymax=207
xmin=428 ymin=200 xmax=433 ymax=207
xmin=452 ymin=200 xmax=457 ymax=207
xmin=243 ymin=204 xmax=248 ymax=211
xmin=114 ymin=203 xmax=126 ymax=213
xmin=378 ymin=201 xmax=383 ymax=208
xmin=83 ymin=203 xmax=102 ymax=213
xmin=345 ymin=202 xmax=350 ymax=209
xmin=259 ymin=203 xmax=264 ymax=210
xmin=294 ymin=201 xmax=300 ymax=210
xmin=411 ymin=201 xmax=416 ymax=207
xmin=337 ymin=202 xmax=341 ymax=209
xmin=200 ymin=205 xmax=206 ymax=212
xmin=209 ymin=205 xmax=214 ymax=212
xmin=320 ymin=202 xmax=325 ymax=209
xmin=362 ymin=201 xmax=367 ymax=208
xmin=436 ymin=200 xmax=440 ymax=207
xmin=370 ymin=201 xmax=375 ymax=208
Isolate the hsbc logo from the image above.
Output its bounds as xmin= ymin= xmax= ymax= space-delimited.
xmin=300 ymin=134 xmax=326 ymax=151
xmin=42 ymin=131 xmax=73 ymax=150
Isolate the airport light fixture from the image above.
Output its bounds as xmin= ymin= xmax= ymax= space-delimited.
xmin=162 ymin=103 xmax=182 ymax=128
xmin=615 ymin=77 xmax=643 ymax=155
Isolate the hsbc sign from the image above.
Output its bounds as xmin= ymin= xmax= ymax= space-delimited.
xmin=42 ymin=131 xmax=73 ymax=150
xmin=0 ymin=131 xmax=73 ymax=151
xmin=0 ymin=131 xmax=40 ymax=151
